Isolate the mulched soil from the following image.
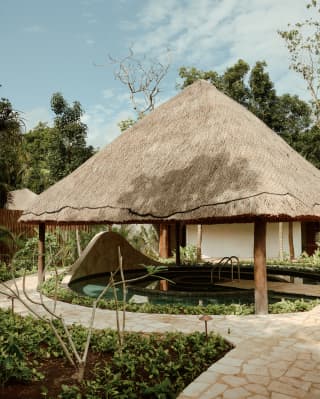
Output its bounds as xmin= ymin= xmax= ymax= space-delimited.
xmin=0 ymin=352 xmax=104 ymax=399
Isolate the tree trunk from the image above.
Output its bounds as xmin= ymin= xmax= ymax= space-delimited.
xmin=288 ymin=221 xmax=295 ymax=260
xmin=77 ymin=363 xmax=85 ymax=382
xmin=254 ymin=220 xmax=268 ymax=315
xmin=38 ymin=223 xmax=46 ymax=285
xmin=196 ymin=224 xmax=202 ymax=263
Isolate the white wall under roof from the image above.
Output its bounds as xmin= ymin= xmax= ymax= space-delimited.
xmin=186 ymin=222 xmax=301 ymax=260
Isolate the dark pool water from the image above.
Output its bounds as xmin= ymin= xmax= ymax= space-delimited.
xmin=70 ymin=274 xmax=317 ymax=306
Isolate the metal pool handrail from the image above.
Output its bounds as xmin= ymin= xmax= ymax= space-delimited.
xmin=210 ymin=256 xmax=240 ymax=283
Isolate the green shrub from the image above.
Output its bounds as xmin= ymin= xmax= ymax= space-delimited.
xmin=0 ymin=309 xmax=231 ymax=398
xmin=84 ymin=331 xmax=230 ymax=399
xmin=0 ymin=333 xmax=38 ymax=386
xmin=172 ymin=245 xmax=197 ymax=265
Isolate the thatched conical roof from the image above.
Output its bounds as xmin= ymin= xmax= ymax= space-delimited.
xmin=6 ymin=189 xmax=38 ymax=211
xmin=20 ymin=80 xmax=320 ymax=225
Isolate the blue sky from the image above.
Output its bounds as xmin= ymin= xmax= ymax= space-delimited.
xmin=1 ymin=0 xmax=315 ymax=148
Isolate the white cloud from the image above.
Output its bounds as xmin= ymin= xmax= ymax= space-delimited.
xmin=131 ymin=0 xmax=315 ymax=98
xmin=101 ymin=88 xmax=131 ymax=106
xmin=24 ymin=25 xmax=45 ymax=33
xmin=102 ymin=88 xmax=114 ymax=99
xmin=85 ymin=38 xmax=95 ymax=45
xmin=24 ymin=107 xmax=52 ymax=131
xmin=82 ymin=104 xmax=135 ymax=149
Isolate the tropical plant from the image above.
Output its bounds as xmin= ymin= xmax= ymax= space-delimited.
xmin=0 ymin=97 xmax=25 ymax=207
xmin=172 ymin=245 xmax=197 ymax=265
xmin=48 ymin=93 xmax=95 ymax=184
xmin=0 ymin=308 xmax=231 ymax=397
xmin=0 ymin=225 xmax=24 ymax=262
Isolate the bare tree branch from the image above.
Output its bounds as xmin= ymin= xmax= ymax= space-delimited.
xmin=109 ymin=47 xmax=170 ymax=118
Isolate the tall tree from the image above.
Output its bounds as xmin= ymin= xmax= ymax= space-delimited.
xmin=48 ymin=93 xmax=94 ymax=184
xmin=0 ymin=97 xmax=24 ymax=207
xmin=279 ymin=1 xmax=320 ymax=172
xmin=22 ymin=122 xmax=53 ymax=193
xmin=248 ymin=61 xmax=277 ymax=126
xmin=279 ymin=0 xmax=320 ymax=123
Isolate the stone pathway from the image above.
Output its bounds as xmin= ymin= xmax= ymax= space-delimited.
xmin=1 ymin=274 xmax=320 ymax=398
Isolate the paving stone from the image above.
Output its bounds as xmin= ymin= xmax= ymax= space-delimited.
xmin=219 ymin=356 xmax=243 ymax=367
xmin=245 ymin=383 xmax=268 ymax=395
xmin=304 ymin=391 xmax=320 ymax=399
xmin=248 ymin=395 xmax=269 ymax=399
xmin=271 ymin=393 xmax=297 ymax=399
xmin=247 ymin=358 xmax=269 ymax=366
xmin=279 ymin=376 xmax=311 ymax=392
xmin=273 ymin=350 xmax=297 ymax=362
xmin=209 ymin=364 xmax=240 ymax=375
xmin=181 ymin=381 xmax=210 ymax=397
xmin=268 ymin=366 xmax=287 ymax=378
xmin=293 ymin=360 xmax=316 ymax=371
xmin=297 ymin=352 xmax=312 ymax=360
xmin=222 ymin=387 xmax=249 ymax=399
xmin=285 ymin=366 xmax=305 ymax=378
xmin=200 ymin=383 xmax=228 ymax=399
xmin=302 ymin=372 xmax=320 ymax=383
xmin=195 ymin=371 xmax=219 ymax=384
xmin=268 ymin=381 xmax=307 ymax=398
xmin=278 ymin=338 xmax=296 ymax=347
xmin=246 ymin=374 xmax=270 ymax=386
xmin=221 ymin=375 xmax=247 ymax=387
xmin=243 ymin=365 xmax=269 ymax=376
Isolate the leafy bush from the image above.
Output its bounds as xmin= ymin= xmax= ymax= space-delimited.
xmin=299 ymin=246 xmax=320 ymax=266
xmin=172 ymin=245 xmax=197 ymax=265
xmin=0 ymin=309 xmax=232 ymax=397
xmin=0 ymin=261 xmax=15 ymax=281
xmin=84 ymin=331 xmax=230 ymax=399
xmin=0 ymin=332 xmax=40 ymax=386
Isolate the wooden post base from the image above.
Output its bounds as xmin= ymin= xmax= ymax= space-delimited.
xmin=254 ymin=220 xmax=268 ymax=315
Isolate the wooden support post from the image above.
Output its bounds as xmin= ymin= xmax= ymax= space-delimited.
xmin=75 ymin=228 xmax=82 ymax=258
xmin=288 ymin=221 xmax=295 ymax=261
xmin=159 ymin=224 xmax=169 ymax=258
xmin=196 ymin=224 xmax=202 ymax=263
xmin=254 ymin=220 xmax=268 ymax=315
xmin=38 ymin=223 xmax=46 ymax=285
xmin=175 ymin=222 xmax=181 ymax=266
xmin=279 ymin=222 xmax=283 ymax=261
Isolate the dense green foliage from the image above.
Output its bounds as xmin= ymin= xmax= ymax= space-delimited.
xmin=0 ymin=97 xmax=25 ymax=206
xmin=22 ymin=122 xmax=53 ymax=193
xmin=0 ymin=230 xmax=79 ymax=281
xmin=0 ymin=309 xmax=231 ymax=397
xmin=0 ymin=92 xmax=95 ymax=197
xmin=47 ymin=93 xmax=95 ymax=184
